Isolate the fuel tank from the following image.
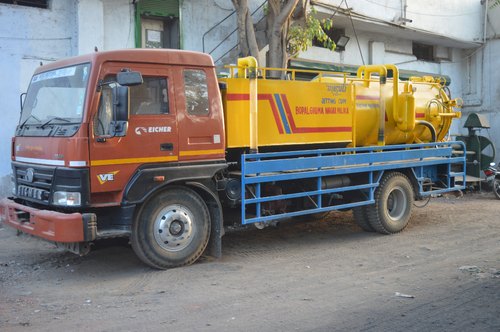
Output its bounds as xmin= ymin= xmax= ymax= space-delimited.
xmin=220 ymin=61 xmax=461 ymax=149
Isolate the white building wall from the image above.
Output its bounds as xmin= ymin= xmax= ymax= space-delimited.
xmin=0 ymin=0 xmax=499 ymax=197
xmin=459 ymin=39 xmax=500 ymax=156
xmin=0 ymin=0 xmax=135 ymax=196
xmin=312 ymin=0 xmax=483 ymax=43
xmin=0 ymin=1 xmax=78 ymax=195
xmin=405 ymin=0 xmax=483 ymax=42
xmin=77 ymin=0 xmax=104 ymax=54
xmin=454 ymin=4 xmax=500 ymax=159
xmin=77 ymin=0 xmax=134 ymax=53
xmin=102 ymin=0 xmax=135 ymax=50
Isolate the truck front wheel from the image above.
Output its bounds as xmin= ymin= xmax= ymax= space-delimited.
xmin=366 ymin=172 xmax=414 ymax=234
xmin=131 ymin=187 xmax=211 ymax=269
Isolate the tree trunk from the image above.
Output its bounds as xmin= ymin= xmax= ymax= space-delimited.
xmin=267 ymin=0 xmax=299 ymax=76
xmin=233 ymin=0 xmax=259 ymax=59
xmin=233 ymin=0 xmax=302 ymax=73
xmin=245 ymin=9 xmax=260 ymax=59
xmin=233 ymin=0 xmax=250 ymax=56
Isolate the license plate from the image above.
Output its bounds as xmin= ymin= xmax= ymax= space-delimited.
xmin=18 ymin=185 xmax=45 ymax=200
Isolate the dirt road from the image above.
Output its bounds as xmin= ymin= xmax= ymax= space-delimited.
xmin=1 ymin=193 xmax=499 ymax=331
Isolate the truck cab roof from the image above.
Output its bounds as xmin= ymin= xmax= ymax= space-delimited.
xmin=34 ymin=49 xmax=215 ymax=75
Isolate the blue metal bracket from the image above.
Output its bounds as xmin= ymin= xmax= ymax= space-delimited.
xmin=241 ymin=142 xmax=466 ymax=225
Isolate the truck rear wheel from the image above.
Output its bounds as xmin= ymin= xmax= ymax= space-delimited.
xmin=131 ymin=187 xmax=210 ymax=269
xmin=366 ymin=172 xmax=413 ymax=234
xmin=494 ymin=179 xmax=500 ymax=200
xmin=352 ymin=206 xmax=375 ymax=232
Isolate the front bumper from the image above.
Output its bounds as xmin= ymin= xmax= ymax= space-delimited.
xmin=0 ymin=198 xmax=96 ymax=243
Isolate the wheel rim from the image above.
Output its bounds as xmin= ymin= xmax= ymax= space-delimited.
xmin=494 ymin=180 xmax=500 ymax=198
xmin=386 ymin=186 xmax=407 ymax=221
xmin=153 ymin=204 xmax=195 ymax=252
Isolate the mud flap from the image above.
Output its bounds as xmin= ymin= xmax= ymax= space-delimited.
xmin=205 ymin=200 xmax=224 ymax=259
xmin=55 ymin=241 xmax=92 ymax=256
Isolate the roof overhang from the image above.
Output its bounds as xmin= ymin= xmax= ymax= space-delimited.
xmin=288 ymin=58 xmax=451 ymax=85
xmin=311 ymin=1 xmax=482 ymax=49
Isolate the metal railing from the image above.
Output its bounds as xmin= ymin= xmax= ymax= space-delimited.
xmin=202 ymin=1 xmax=267 ymax=64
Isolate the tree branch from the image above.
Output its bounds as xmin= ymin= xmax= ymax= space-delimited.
xmin=274 ymin=0 xmax=300 ymax=29
xmin=245 ymin=9 xmax=260 ymax=59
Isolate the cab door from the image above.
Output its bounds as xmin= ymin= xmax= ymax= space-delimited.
xmin=175 ymin=67 xmax=225 ymax=162
xmin=89 ymin=64 xmax=178 ymax=204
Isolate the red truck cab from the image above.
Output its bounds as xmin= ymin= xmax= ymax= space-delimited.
xmin=1 ymin=49 xmax=227 ymax=267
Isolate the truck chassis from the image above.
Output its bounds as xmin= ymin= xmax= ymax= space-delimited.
xmin=240 ymin=141 xmax=466 ymax=229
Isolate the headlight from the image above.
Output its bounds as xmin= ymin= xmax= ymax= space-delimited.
xmin=53 ymin=191 xmax=81 ymax=206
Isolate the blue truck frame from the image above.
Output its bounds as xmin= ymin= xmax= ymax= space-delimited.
xmin=241 ymin=141 xmax=466 ymax=225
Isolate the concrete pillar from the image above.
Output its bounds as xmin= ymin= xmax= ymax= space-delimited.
xmin=369 ymin=41 xmax=385 ymax=64
xmin=77 ymin=0 xmax=104 ymax=54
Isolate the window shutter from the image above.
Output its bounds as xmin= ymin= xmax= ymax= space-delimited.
xmin=137 ymin=0 xmax=179 ymax=17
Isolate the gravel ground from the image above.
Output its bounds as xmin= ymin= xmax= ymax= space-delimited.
xmin=1 ymin=192 xmax=499 ymax=331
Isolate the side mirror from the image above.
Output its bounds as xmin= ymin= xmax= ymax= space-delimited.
xmin=19 ymin=92 xmax=27 ymax=111
xmin=109 ymin=85 xmax=129 ymax=137
xmin=117 ymin=71 xmax=143 ymax=86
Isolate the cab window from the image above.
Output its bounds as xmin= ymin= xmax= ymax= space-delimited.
xmin=130 ymin=77 xmax=169 ymax=115
xmin=184 ymin=69 xmax=209 ymax=116
xmin=94 ymin=83 xmax=115 ymax=136
xmin=94 ymin=76 xmax=169 ymax=136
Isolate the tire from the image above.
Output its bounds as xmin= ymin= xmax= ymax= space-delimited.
xmin=494 ymin=179 xmax=500 ymax=200
xmin=352 ymin=206 xmax=375 ymax=232
xmin=366 ymin=172 xmax=414 ymax=234
xmin=131 ymin=187 xmax=211 ymax=269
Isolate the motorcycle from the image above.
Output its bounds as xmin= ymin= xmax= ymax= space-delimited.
xmin=483 ymin=162 xmax=500 ymax=199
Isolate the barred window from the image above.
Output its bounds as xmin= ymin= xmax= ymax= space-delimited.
xmin=0 ymin=1 xmax=48 ymax=9
xmin=413 ymin=42 xmax=435 ymax=62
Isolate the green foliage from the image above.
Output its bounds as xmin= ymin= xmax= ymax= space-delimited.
xmin=287 ymin=8 xmax=335 ymax=56
xmin=263 ymin=3 xmax=269 ymax=15
xmin=491 ymin=0 xmax=500 ymax=8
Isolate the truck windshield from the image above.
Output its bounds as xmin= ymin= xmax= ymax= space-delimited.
xmin=19 ymin=63 xmax=90 ymax=131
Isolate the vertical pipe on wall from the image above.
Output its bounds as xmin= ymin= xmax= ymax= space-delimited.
xmin=483 ymin=0 xmax=489 ymax=43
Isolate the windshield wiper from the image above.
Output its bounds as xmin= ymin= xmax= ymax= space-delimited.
xmin=20 ymin=114 xmax=41 ymax=128
xmin=40 ymin=117 xmax=71 ymax=129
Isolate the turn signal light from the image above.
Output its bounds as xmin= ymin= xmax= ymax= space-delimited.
xmin=153 ymin=176 xmax=165 ymax=182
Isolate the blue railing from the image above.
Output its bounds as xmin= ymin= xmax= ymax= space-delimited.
xmin=240 ymin=141 xmax=466 ymax=224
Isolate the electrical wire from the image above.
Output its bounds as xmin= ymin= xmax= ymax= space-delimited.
xmin=314 ymin=0 xmax=409 ymax=27
xmin=345 ymin=0 xmax=365 ymax=65
xmin=126 ymin=1 xmax=134 ymax=48
xmin=327 ymin=0 xmax=346 ymax=20
xmin=313 ymin=0 xmax=484 ymax=50
xmin=214 ymin=0 xmax=234 ymax=11
xmin=414 ymin=195 xmax=431 ymax=208
xmin=319 ymin=0 xmax=366 ymax=64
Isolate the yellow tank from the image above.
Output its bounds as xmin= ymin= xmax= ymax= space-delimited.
xmin=220 ymin=59 xmax=461 ymax=149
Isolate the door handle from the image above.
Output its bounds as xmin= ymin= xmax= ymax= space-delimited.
xmin=160 ymin=143 xmax=173 ymax=151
